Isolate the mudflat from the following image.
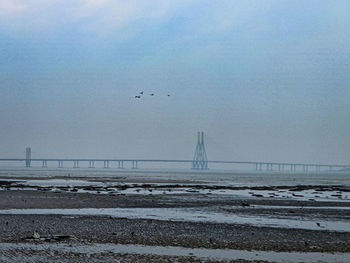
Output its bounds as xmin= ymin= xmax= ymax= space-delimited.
xmin=0 ymin=169 xmax=349 ymax=262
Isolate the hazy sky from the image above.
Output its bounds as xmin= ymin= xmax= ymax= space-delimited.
xmin=0 ymin=0 xmax=350 ymax=164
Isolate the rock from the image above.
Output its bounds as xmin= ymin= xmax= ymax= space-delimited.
xmin=33 ymin=231 xmax=40 ymax=239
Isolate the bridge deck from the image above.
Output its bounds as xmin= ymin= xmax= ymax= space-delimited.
xmin=0 ymin=158 xmax=349 ymax=171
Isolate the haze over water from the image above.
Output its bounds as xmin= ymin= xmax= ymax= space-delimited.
xmin=1 ymin=1 xmax=349 ymax=165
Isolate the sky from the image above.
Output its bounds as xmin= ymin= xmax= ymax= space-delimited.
xmin=0 ymin=0 xmax=350 ymax=164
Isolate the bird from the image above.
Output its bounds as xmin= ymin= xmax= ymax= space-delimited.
xmin=140 ymin=91 xmax=144 ymax=95
xmin=150 ymin=93 xmax=154 ymax=96
xmin=135 ymin=95 xmax=141 ymax=99
xmin=167 ymin=94 xmax=170 ymax=97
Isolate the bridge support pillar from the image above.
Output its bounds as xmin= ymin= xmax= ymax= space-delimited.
xmin=132 ymin=160 xmax=138 ymax=169
xmin=42 ymin=160 xmax=47 ymax=168
xmin=118 ymin=161 xmax=124 ymax=169
xmin=266 ymin=163 xmax=272 ymax=171
xmin=73 ymin=160 xmax=79 ymax=168
xmin=104 ymin=160 xmax=110 ymax=168
xmin=303 ymin=165 xmax=309 ymax=173
xmin=58 ymin=160 xmax=63 ymax=168
xmin=89 ymin=160 xmax=95 ymax=168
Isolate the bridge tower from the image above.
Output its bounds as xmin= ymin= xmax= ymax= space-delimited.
xmin=192 ymin=132 xmax=208 ymax=169
xmin=25 ymin=147 xmax=31 ymax=167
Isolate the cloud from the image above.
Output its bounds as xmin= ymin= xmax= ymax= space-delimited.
xmin=0 ymin=0 xmax=290 ymax=38
xmin=0 ymin=0 xmax=199 ymax=34
xmin=0 ymin=0 xmax=26 ymax=15
xmin=74 ymin=0 xmax=203 ymax=34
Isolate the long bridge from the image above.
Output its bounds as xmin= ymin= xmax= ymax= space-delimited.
xmin=0 ymin=132 xmax=349 ymax=172
xmin=0 ymin=158 xmax=349 ymax=172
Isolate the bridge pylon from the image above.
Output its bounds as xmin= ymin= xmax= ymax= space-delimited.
xmin=25 ymin=147 xmax=31 ymax=167
xmin=192 ymin=132 xmax=208 ymax=169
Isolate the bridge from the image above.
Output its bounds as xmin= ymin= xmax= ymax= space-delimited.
xmin=0 ymin=132 xmax=349 ymax=173
xmin=0 ymin=158 xmax=349 ymax=172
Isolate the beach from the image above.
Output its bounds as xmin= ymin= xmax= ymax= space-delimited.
xmin=0 ymin=168 xmax=349 ymax=262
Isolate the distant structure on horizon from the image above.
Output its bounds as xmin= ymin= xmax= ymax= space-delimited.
xmin=25 ymin=147 xmax=31 ymax=168
xmin=1 ymin=132 xmax=349 ymax=172
xmin=23 ymin=132 xmax=210 ymax=169
xmin=192 ymin=131 xmax=208 ymax=170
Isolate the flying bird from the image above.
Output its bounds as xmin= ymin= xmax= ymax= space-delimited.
xmin=140 ymin=91 xmax=144 ymax=95
xmin=135 ymin=95 xmax=141 ymax=99
xmin=150 ymin=93 xmax=154 ymax=96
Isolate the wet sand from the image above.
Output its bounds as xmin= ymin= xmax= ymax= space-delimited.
xmin=0 ymin=169 xmax=350 ymax=262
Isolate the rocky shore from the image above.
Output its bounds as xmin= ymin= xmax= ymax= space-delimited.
xmin=0 ymin=170 xmax=349 ymax=262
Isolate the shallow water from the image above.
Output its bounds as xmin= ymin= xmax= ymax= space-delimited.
xmin=0 ymin=242 xmax=349 ymax=263
xmin=1 ymin=167 xmax=350 ymax=187
xmin=0 ymin=207 xmax=349 ymax=232
xmin=1 ymin=177 xmax=350 ymax=202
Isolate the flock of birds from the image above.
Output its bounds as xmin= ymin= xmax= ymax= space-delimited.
xmin=135 ymin=91 xmax=170 ymax=99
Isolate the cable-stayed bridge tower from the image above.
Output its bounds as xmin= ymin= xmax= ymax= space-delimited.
xmin=192 ymin=131 xmax=208 ymax=169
